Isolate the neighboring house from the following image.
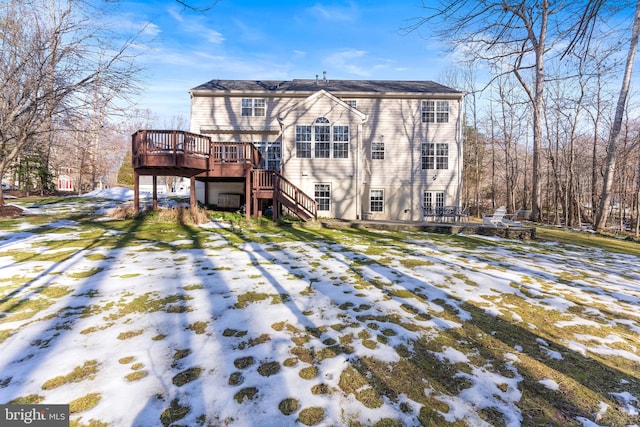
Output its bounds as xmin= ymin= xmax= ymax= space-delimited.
xmin=57 ymin=167 xmax=75 ymax=192
xmin=188 ymin=78 xmax=464 ymax=221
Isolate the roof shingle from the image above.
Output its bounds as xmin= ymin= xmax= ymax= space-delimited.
xmin=190 ymin=79 xmax=462 ymax=95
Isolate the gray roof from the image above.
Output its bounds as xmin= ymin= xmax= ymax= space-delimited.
xmin=190 ymin=79 xmax=463 ymax=95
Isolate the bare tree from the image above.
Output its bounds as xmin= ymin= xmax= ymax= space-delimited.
xmin=410 ymin=0 xmax=614 ymax=222
xmin=0 ymin=0 xmax=140 ymax=204
xmin=594 ymin=0 xmax=640 ymax=230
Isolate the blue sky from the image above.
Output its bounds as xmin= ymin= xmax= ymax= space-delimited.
xmin=106 ymin=1 xmax=452 ymax=124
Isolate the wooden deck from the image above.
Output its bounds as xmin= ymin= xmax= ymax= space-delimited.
xmin=131 ymin=130 xmax=318 ymax=221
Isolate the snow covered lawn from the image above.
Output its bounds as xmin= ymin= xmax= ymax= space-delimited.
xmin=0 ymin=191 xmax=639 ymax=426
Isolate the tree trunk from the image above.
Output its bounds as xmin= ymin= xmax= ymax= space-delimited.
xmin=595 ymin=0 xmax=640 ymax=230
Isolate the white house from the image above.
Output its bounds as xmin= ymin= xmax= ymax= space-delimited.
xmin=187 ymin=78 xmax=465 ymax=221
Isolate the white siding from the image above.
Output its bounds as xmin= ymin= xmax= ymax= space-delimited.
xmin=189 ymin=86 xmax=463 ymax=221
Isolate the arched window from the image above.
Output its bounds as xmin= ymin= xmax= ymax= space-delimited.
xmin=314 ymin=117 xmax=331 ymax=158
xmin=295 ymin=117 xmax=349 ymax=159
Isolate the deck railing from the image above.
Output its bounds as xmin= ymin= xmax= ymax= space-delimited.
xmin=132 ymin=129 xmax=316 ymax=221
xmin=212 ymin=142 xmax=262 ymax=166
xmin=252 ymin=169 xmax=275 ymax=191
xmin=132 ymin=130 xmax=211 ymax=158
xmin=274 ymin=173 xmax=317 ymax=221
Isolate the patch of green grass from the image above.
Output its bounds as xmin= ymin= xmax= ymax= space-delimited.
xmin=236 ymin=333 xmax=271 ymax=350
xmin=299 ymin=366 xmax=318 ymax=380
xmin=187 ymin=321 xmax=208 ymax=334
xmin=125 ymin=371 xmax=148 ymax=382
xmin=39 ymin=285 xmax=73 ymax=299
xmin=8 ymin=249 xmax=78 ymax=263
xmin=283 ymin=357 xmax=298 ymax=367
xmin=234 ymin=356 xmax=255 ymax=369
xmin=9 ymin=394 xmax=44 ymax=404
xmin=537 ymin=226 xmax=640 ymax=257
xmin=234 ymin=387 xmax=259 ymax=403
xmin=173 ymin=349 xmax=191 ymax=361
xmin=160 ymin=398 xmax=190 ymax=426
xmin=223 ymin=328 xmax=247 ymax=337
xmin=373 ymin=419 xmax=404 ymax=427
xmin=0 ymin=329 xmax=15 ymax=343
xmin=279 ymin=398 xmax=300 ymax=415
xmin=228 ymin=372 xmax=244 ymax=386
xmin=105 ymin=292 xmax=191 ymax=320
xmin=297 ymin=407 xmax=325 ymax=425
xmin=67 ymin=267 xmax=104 ymax=279
xmin=117 ymin=329 xmax=144 ymax=340
xmin=0 ymin=297 xmax=54 ymax=323
xmin=41 ymin=360 xmax=99 ymax=390
xmin=311 ymin=383 xmax=331 ymax=395
xmin=234 ymin=291 xmax=268 ymax=308
xmin=118 ymin=356 xmax=135 ymax=364
xmin=257 ymin=361 xmax=281 ymax=377
xmin=339 ymin=365 xmax=383 ymax=409
xmin=172 ymin=367 xmax=202 ymax=386
xmin=69 ymin=393 xmax=102 ymax=413
xmin=399 ymin=258 xmax=435 ymax=268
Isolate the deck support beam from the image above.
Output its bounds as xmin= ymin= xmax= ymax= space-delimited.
xmin=152 ymin=175 xmax=158 ymax=210
xmin=245 ymin=170 xmax=251 ymax=221
xmin=190 ymin=176 xmax=196 ymax=209
xmin=134 ymin=173 xmax=140 ymax=213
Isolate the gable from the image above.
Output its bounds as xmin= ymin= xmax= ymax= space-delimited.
xmin=278 ymin=89 xmax=367 ymax=124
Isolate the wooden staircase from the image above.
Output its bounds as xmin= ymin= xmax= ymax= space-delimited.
xmin=132 ymin=130 xmax=317 ymax=221
xmin=251 ymin=170 xmax=317 ymax=221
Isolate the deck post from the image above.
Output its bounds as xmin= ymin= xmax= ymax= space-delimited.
xmin=190 ymin=176 xmax=196 ymax=209
xmin=134 ymin=172 xmax=139 ymax=213
xmin=245 ymin=169 xmax=251 ymax=221
xmin=152 ymin=175 xmax=158 ymax=210
xmin=273 ymin=173 xmax=279 ymax=222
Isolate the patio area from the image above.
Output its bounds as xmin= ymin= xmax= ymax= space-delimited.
xmin=313 ymin=218 xmax=536 ymax=240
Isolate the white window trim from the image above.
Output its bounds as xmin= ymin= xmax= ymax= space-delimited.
xmin=369 ymin=189 xmax=384 ymax=213
xmin=315 ymin=183 xmax=331 ymax=212
xmin=421 ymin=100 xmax=449 ymax=123
xmin=241 ymin=98 xmax=266 ymax=117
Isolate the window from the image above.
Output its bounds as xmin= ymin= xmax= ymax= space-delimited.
xmin=421 ymin=100 xmax=449 ymax=123
xmin=297 ymin=118 xmax=349 ymax=159
xmin=315 ymin=184 xmax=331 ymax=211
xmin=423 ymin=192 xmax=445 ymax=209
xmin=371 ymin=142 xmax=384 ymax=160
xmin=296 ymin=126 xmax=312 ymax=158
xmin=436 ymin=143 xmax=449 ymax=169
xmin=370 ymin=189 xmax=384 ymax=213
xmin=333 ymin=126 xmax=349 ymax=158
xmin=241 ymin=98 xmax=265 ymax=116
xmin=314 ymin=118 xmax=331 ymax=158
xmin=421 ymin=143 xmax=449 ymax=170
xmin=436 ymin=101 xmax=449 ymax=123
xmin=344 ymin=99 xmax=357 ymax=108
xmin=255 ymin=142 xmax=281 ymax=171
